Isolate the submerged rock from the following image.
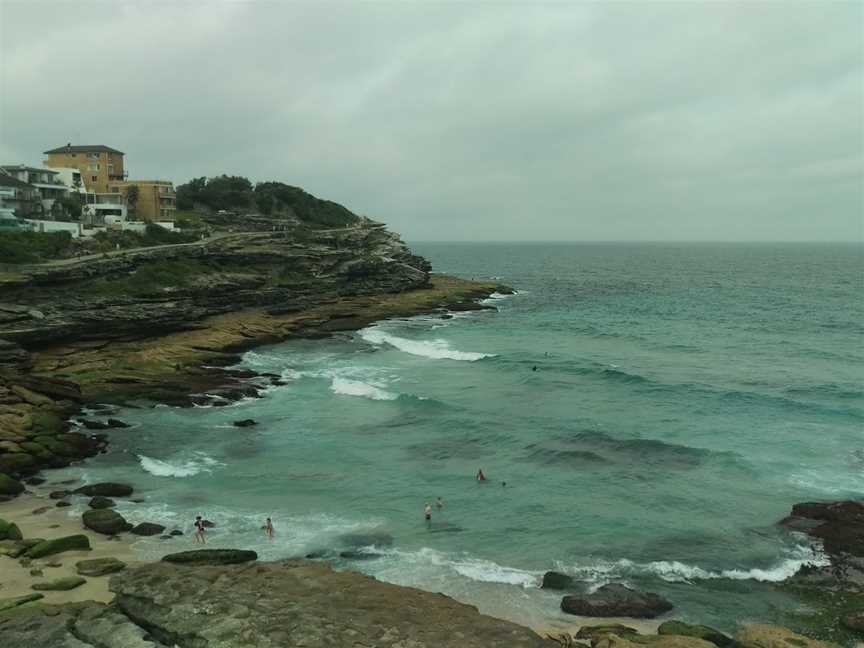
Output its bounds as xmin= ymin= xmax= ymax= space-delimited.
xmin=76 ymin=557 xmax=126 ymax=576
xmin=561 ymin=583 xmax=673 ymax=618
xmin=74 ymin=482 xmax=133 ymax=498
xmin=82 ymin=509 xmax=132 ymax=535
xmin=88 ymin=496 xmax=115 ymax=509
xmin=106 ymin=418 xmax=131 ymax=428
xmin=26 ymin=534 xmax=91 ymax=558
xmin=161 ymin=549 xmax=258 ymax=565
xmin=233 ymin=418 xmax=257 ymax=427
xmin=541 ymin=570 xmax=575 ymax=590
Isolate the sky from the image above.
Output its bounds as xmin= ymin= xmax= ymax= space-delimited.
xmin=0 ymin=1 xmax=861 ymax=242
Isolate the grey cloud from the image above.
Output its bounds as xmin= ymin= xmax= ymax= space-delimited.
xmin=0 ymin=1 xmax=861 ymax=241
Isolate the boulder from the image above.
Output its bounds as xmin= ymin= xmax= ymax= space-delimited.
xmin=107 ymin=418 xmax=131 ymax=428
xmin=233 ymin=419 xmax=257 ymax=427
xmin=74 ymin=482 xmax=133 ymax=498
xmin=541 ymin=570 xmax=576 ymax=590
xmin=25 ymin=476 xmax=46 ymax=485
xmin=55 ymin=500 xmax=71 ymax=507
xmin=735 ymin=624 xmax=843 ymax=648
xmin=130 ymin=522 xmax=165 ymax=536
xmin=0 ymin=592 xmax=43 ymax=612
xmin=594 ymin=634 xmax=717 ymax=648
xmin=0 ymin=472 xmax=24 ymax=495
xmin=89 ymin=496 xmax=116 ymax=509
xmin=49 ymin=489 xmax=71 ymax=499
xmin=32 ymin=576 xmax=87 ymax=591
xmin=76 ymin=557 xmax=126 ymax=576
xmin=781 ymin=500 xmax=864 ymax=557
xmin=161 ymin=549 xmax=258 ymax=565
xmin=0 ymin=517 xmax=23 ymax=540
xmin=0 ymin=452 xmax=37 ymax=476
xmin=658 ymin=620 xmax=734 ymax=648
xmin=561 ymin=583 xmax=673 ymax=618
xmin=576 ymin=624 xmax=642 ymax=641
xmin=26 ymin=534 xmax=91 ymax=558
xmin=169 ymin=529 xmax=183 ymax=536
xmin=82 ymin=509 xmax=132 ymax=535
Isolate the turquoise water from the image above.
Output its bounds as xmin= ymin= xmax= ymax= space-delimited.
xmin=59 ymin=243 xmax=863 ymax=631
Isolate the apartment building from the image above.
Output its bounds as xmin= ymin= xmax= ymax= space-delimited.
xmin=43 ymin=144 xmax=126 ymax=193
xmin=0 ymin=165 xmax=69 ymax=217
xmin=108 ymin=179 xmax=177 ymax=222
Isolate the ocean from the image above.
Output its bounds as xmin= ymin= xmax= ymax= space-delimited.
xmin=56 ymin=242 xmax=863 ymax=631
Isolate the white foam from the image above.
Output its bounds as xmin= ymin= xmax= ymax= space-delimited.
xmin=559 ymin=544 xmax=829 ymax=585
xmin=138 ymin=452 xmax=223 ymax=478
xmin=359 ymin=328 xmax=493 ymax=361
xmin=330 ymin=377 xmax=398 ymax=401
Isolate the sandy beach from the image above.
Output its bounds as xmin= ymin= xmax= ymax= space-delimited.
xmin=0 ymin=490 xmax=138 ymax=606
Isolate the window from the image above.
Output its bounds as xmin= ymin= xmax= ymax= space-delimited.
xmin=91 ymin=176 xmax=98 ymax=182
xmin=111 ymin=187 xmax=119 ymax=193
xmin=88 ymin=153 xmax=99 ymax=159
xmin=107 ymin=164 xmax=114 ymax=172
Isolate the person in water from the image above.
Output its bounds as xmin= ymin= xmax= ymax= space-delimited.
xmin=476 ymin=469 xmax=486 ymax=481
xmin=264 ymin=517 xmax=274 ymax=538
xmin=436 ymin=497 xmax=444 ymax=509
xmin=194 ymin=516 xmax=207 ymax=544
xmin=424 ymin=503 xmax=433 ymax=527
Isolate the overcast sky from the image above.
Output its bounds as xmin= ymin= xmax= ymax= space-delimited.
xmin=1 ymin=1 xmax=861 ymax=241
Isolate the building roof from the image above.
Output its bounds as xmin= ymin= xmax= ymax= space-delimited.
xmin=0 ymin=172 xmax=35 ymax=190
xmin=43 ymin=144 xmax=124 ymax=155
xmin=0 ymin=165 xmax=59 ymax=175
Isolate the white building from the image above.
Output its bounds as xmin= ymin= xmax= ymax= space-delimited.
xmin=0 ymin=165 xmax=69 ymax=217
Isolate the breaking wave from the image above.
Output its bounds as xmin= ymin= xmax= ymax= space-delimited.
xmin=330 ymin=377 xmax=398 ymax=401
xmin=138 ymin=452 xmax=223 ymax=478
xmin=359 ymin=327 xmax=493 ymax=361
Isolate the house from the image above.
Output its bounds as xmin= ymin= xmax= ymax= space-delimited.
xmin=108 ymin=179 xmax=177 ymax=223
xmin=0 ymin=173 xmax=39 ymax=218
xmin=0 ymin=165 xmax=69 ymax=218
xmin=43 ymin=144 xmax=126 ymax=193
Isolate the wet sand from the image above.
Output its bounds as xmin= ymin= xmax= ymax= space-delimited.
xmin=0 ymin=491 xmax=137 ymax=606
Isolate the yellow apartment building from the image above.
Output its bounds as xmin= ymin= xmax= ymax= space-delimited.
xmin=43 ymin=144 xmax=125 ymax=193
xmin=108 ymin=180 xmax=177 ymax=222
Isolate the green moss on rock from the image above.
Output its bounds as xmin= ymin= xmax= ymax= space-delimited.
xmin=32 ymin=576 xmax=86 ymax=591
xmin=0 ymin=473 xmax=24 ymax=495
xmin=25 ymin=534 xmax=91 ymax=559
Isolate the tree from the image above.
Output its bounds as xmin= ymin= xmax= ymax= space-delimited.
xmin=126 ymin=185 xmax=139 ymax=219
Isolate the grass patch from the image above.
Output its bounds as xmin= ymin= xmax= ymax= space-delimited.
xmin=82 ymin=259 xmax=216 ymax=298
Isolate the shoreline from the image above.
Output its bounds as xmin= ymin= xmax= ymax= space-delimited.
xmin=0 ymin=489 xmax=138 ymax=607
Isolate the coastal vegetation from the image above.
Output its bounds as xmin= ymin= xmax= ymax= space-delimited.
xmin=175 ymin=175 xmax=359 ymax=227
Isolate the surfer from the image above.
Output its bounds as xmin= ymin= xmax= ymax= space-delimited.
xmin=476 ymin=468 xmax=486 ymax=482
xmin=194 ymin=516 xmax=207 ymax=544
xmin=424 ymin=503 xmax=433 ymax=527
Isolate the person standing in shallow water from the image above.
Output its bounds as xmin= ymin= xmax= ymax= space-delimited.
xmin=436 ymin=497 xmax=444 ymax=510
xmin=424 ymin=503 xmax=432 ymax=528
xmin=194 ymin=516 xmax=206 ymax=544
xmin=476 ymin=469 xmax=486 ymax=482
xmin=264 ymin=517 xmax=274 ymax=538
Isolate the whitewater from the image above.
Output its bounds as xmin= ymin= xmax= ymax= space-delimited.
xmin=52 ymin=242 xmax=863 ymax=632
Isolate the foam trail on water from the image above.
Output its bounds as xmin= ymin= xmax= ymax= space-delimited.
xmin=360 ymin=328 xmax=493 ymax=361
xmin=138 ymin=452 xmax=223 ymax=478
xmin=330 ymin=377 xmax=398 ymax=401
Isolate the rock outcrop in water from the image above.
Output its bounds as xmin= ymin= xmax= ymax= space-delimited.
xmin=0 ymin=559 xmax=553 ymax=647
